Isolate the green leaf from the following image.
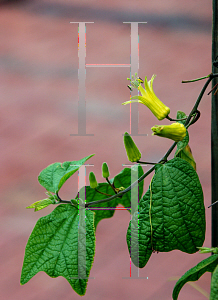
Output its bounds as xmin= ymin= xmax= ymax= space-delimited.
xmin=126 ymin=188 xmax=153 ymax=268
xmin=78 ymin=183 xmax=117 ymax=229
xmin=26 ymin=198 xmax=55 ymax=211
xmin=198 ymin=247 xmax=218 ymax=254
xmin=176 ymin=110 xmax=187 ymax=125
xmin=113 ymin=165 xmax=144 ymax=212
xmin=172 ymin=254 xmax=218 ymax=300
xmin=38 ymin=154 xmax=94 ymax=193
xmin=20 ymin=204 xmax=95 ymax=296
xmin=126 ymin=157 xmax=205 ymax=268
xmin=210 ymin=263 xmax=218 ymax=300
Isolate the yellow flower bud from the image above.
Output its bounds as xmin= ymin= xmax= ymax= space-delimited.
xmin=151 ymin=123 xmax=186 ymax=142
xmin=123 ymin=74 xmax=170 ymax=120
xmin=89 ymin=172 xmax=98 ymax=189
xmin=102 ymin=162 xmax=110 ymax=178
xmin=123 ymin=132 xmax=141 ymax=162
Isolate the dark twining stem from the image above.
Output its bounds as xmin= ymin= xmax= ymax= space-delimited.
xmin=56 ymin=72 xmax=218 ymax=208
xmin=137 ymin=161 xmax=161 ymax=165
xmin=56 ymin=192 xmax=72 ymax=204
xmin=211 ymin=0 xmax=218 ymax=249
xmin=86 ymin=74 xmax=218 ymax=208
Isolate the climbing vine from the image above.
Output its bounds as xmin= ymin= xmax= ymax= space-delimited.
xmin=20 ymin=72 xmax=218 ymax=298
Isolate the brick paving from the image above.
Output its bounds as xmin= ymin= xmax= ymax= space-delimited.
xmin=0 ymin=1 xmax=213 ymax=299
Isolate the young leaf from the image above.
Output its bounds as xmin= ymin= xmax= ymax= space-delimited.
xmin=172 ymin=254 xmax=218 ymax=300
xmin=20 ymin=204 xmax=95 ymax=296
xmin=126 ymin=157 xmax=205 ymax=268
xmin=174 ymin=111 xmax=189 ymax=157
xmin=38 ymin=154 xmax=94 ymax=193
xmin=176 ymin=110 xmax=187 ymax=125
xmin=210 ymin=263 xmax=218 ymax=300
xmin=26 ymin=198 xmax=55 ymax=211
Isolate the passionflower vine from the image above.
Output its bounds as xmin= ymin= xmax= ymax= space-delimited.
xmin=151 ymin=123 xmax=186 ymax=142
xmin=123 ymin=74 xmax=170 ymax=121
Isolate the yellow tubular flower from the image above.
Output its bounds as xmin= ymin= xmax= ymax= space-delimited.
xmin=151 ymin=123 xmax=186 ymax=142
xmin=123 ymin=75 xmax=170 ymax=120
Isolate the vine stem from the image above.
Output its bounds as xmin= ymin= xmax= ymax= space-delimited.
xmin=211 ymin=0 xmax=218 ymax=249
xmin=57 ymin=73 xmax=218 ymax=208
xmin=182 ymin=74 xmax=210 ymax=83
xmin=85 ymin=73 xmax=218 ymax=208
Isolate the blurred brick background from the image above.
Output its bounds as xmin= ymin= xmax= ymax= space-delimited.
xmin=0 ymin=0 xmax=213 ymax=299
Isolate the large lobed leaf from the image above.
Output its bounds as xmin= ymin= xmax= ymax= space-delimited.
xmin=20 ymin=204 xmax=95 ymax=296
xmin=127 ymin=157 xmax=205 ymax=268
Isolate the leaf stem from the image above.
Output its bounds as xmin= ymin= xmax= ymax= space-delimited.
xmin=182 ymin=74 xmax=211 ymax=83
xmin=184 ymin=73 xmax=218 ymax=127
xmin=94 ymin=188 xmax=113 ymax=197
xmin=137 ymin=161 xmax=161 ymax=165
xmin=106 ymin=177 xmax=118 ymax=193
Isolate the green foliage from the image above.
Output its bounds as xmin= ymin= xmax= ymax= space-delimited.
xmin=26 ymin=198 xmax=55 ymax=211
xmin=38 ymin=154 xmax=94 ymax=193
xmin=20 ymin=204 xmax=95 ymax=296
xmin=172 ymin=255 xmax=218 ymax=300
xmin=126 ymin=157 xmax=205 ymax=268
xmin=26 ymin=192 xmax=58 ymax=211
xmin=21 ymin=73 xmax=216 ymax=297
